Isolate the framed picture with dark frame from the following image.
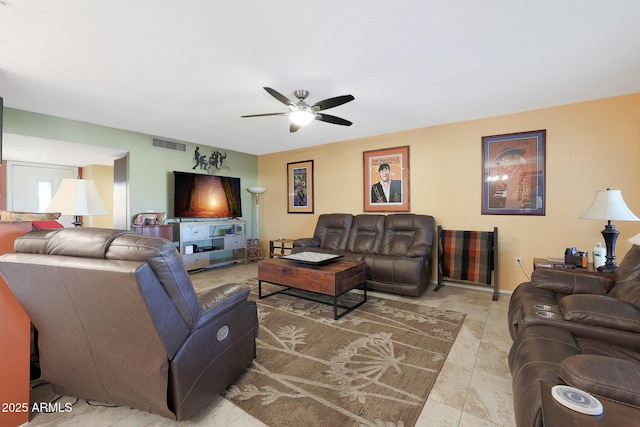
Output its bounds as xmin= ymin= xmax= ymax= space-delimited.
xmin=481 ymin=129 xmax=546 ymax=216
xmin=287 ymin=159 xmax=314 ymax=214
xmin=363 ymin=145 xmax=410 ymax=212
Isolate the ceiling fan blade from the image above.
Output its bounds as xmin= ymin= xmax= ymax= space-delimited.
xmin=241 ymin=112 xmax=286 ymax=118
xmin=290 ymin=123 xmax=300 ymax=133
xmin=264 ymin=87 xmax=296 ymax=108
xmin=315 ymin=113 xmax=352 ymax=126
xmin=312 ymin=95 xmax=355 ymax=111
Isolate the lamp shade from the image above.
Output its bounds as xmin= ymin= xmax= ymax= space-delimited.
xmin=46 ymin=179 xmax=109 ymax=216
xmin=580 ymin=189 xmax=640 ymax=221
xmin=247 ymin=187 xmax=266 ymax=194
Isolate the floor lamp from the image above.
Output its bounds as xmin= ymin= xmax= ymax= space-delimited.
xmin=247 ymin=187 xmax=266 ymax=239
xmin=581 ymin=188 xmax=640 ymax=272
xmin=46 ymin=178 xmax=109 ymax=227
xmin=247 ymin=187 xmax=266 ymax=260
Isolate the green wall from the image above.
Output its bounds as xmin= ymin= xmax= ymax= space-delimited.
xmin=4 ymin=108 xmax=260 ymax=236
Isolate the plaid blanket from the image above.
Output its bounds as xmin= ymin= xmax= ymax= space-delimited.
xmin=440 ymin=230 xmax=494 ymax=285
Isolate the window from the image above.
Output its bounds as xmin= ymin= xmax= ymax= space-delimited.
xmin=38 ymin=180 xmax=53 ymax=212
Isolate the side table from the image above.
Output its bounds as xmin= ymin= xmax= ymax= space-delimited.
xmin=533 ymin=258 xmax=614 ymax=278
xmin=247 ymin=239 xmax=263 ymax=261
xmin=269 ymin=238 xmax=295 ymax=258
xmin=132 ymin=224 xmax=174 ymax=241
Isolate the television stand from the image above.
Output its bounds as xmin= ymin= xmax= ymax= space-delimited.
xmin=178 ymin=219 xmax=247 ymax=271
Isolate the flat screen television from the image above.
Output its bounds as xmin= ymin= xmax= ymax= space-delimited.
xmin=173 ymin=171 xmax=243 ymax=219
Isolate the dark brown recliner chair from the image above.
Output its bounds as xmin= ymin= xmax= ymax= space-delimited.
xmin=0 ymin=228 xmax=258 ymax=421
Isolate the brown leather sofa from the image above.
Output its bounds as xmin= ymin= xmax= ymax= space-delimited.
xmin=0 ymin=228 xmax=258 ymax=421
xmin=292 ymin=213 xmax=435 ymax=296
xmin=507 ymin=243 xmax=640 ymax=426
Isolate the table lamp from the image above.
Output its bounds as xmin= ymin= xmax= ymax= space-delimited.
xmin=46 ymin=178 xmax=109 ymax=227
xmin=580 ymin=188 xmax=640 ymax=272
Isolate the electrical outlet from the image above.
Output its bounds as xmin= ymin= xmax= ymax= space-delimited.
xmin=515 ymin=257 xmax=522 ymax=266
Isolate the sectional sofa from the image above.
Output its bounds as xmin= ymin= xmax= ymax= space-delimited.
xmin=507 ymin=237 xmax=640 ymax=426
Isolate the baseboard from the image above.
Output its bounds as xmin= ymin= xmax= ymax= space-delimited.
xmin=431 ymin=279 xmax=513 ymax=296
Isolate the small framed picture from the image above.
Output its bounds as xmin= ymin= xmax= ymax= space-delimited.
xmin=363 ymin=146 xmax=410 ymax=212
xmin=481 ymin=130 xmax=546 ymax=215
xmin=287 ymin=160 xmax=314 ymax=214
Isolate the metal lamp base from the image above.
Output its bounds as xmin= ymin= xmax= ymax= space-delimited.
xmin=599 ymin=221 xmax=619 ymax=272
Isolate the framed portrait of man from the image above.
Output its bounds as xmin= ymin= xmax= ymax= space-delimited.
xmin=481 ymin=130 xmax=546 ymax=215
xmin=363 ymin=145 xmax=410 ymax=212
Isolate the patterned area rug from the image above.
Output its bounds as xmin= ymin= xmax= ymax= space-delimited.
xmin=222 ymin=279 xmax=466 ymax=427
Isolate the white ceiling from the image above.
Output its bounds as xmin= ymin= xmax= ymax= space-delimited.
xmin=2 ymin=1 xmax=640 ymax=165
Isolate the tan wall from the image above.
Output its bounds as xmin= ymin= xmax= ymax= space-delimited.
xmin=258 ymin=93 xmax=640 ymax=293
xmin=82 ymin=164 xmax=115 ymax=228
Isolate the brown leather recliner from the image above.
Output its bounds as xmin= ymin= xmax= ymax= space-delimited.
xmin=507 ymin=244 xmax=640 ymax=426
xmin=0 ymin=228 xmax=258 ymax=421
xmin=293 ymin=213 xmax=435 ymax=296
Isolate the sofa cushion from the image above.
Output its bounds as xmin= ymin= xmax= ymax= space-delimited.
xmin=12 ymin=228 xmax=63 ymax=254
xmin=559 ymin=294 xmax=640 ymax=333
xmin=608 ymin=245 xmax=640 ymax=306
xmin=313 ymin=214 xmax=353 ymax=251
xmin=292 ymin=237 xmax=320 ymax=249
xmin=559 ymin=354 xmax=640 ymax=407
xmin=366 ymin=254 xmax=423 ymax=286
xmin=346 ymin=215 xmax=384 ymax=254
xmin=378 ymin=214 xmax=434 ymax=257
xmin=531 ymin=268 xmax=614 ymax=295
xmin=14 ymin=227 xmax=129 ymax=259
xmin=107 ymin=232 xmax=202 ymax=328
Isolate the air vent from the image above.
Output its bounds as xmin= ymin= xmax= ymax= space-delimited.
xmin=151 ymin=137 xmax=187 ymax=152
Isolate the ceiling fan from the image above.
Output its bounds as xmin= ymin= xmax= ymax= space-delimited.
xmin=241 ymin=87 xmax=355 ymax=133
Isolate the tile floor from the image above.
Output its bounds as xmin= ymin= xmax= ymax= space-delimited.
xmin=27 ymin=263 xmax=515 ymax=426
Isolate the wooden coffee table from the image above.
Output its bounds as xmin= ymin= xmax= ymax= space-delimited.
xmin=257 ymin=257 xmax=367 ymax=319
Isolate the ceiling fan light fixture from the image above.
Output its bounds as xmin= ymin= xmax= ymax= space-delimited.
xmin=288 ymin=108 xmax=315 ymax=126
xmin=242 ymin=87 xmax=354 ymax=132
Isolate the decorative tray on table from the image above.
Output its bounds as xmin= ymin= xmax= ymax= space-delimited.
xmin=280 ymin=252 xmax=343 ymax=266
